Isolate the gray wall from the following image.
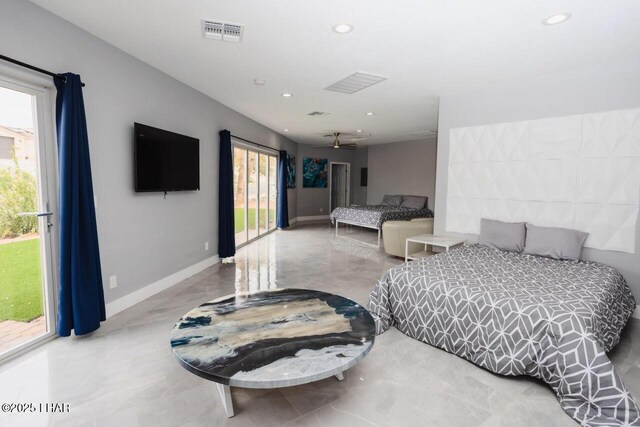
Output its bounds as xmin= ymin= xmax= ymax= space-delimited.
xmin=435 ymin=59 xmax=640 ymax=298
xmin=0 ymin=0 xmax=298 ymax=303
xmin=296 ymin=145 xmax=361 ymax=217
xmin=367 ymin=139 xmax=437 ymax=211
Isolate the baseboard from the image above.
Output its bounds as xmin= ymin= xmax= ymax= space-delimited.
xmin=289 ymin=217 xmax=298 ymax=225
xmin=105 ymin=255 xmax=220 ymax=318
xmin=296 ymin=215 xmax=330 ymax=222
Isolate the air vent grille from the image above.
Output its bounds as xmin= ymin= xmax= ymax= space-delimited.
xmin=324 ymin=72 xmax=387 ymax=94
xmin=308 ymin=111 xmax=330 ymax=116
xmin=202 ymin=20 xmax=244 ymax=42
xmin=407 ymin=130 xmax=438 ymax=137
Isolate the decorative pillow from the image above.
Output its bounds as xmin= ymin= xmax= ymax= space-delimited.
xmin=400 ymin=195 xmax=427 ymax=210
xmin=478 ymin=218 xmax=526 ymax=252
xmin=380 ymin=195 xmax=403 ymax=206
xmin=523 ymin=224 xmax=589 ymax=261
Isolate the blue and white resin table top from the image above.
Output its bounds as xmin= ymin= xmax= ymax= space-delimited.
xmin=170 ymin=288 xmax=376 ymax=388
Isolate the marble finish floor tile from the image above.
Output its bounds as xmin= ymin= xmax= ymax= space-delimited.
xmin=1 ymin=224 xmax=640 ymax=427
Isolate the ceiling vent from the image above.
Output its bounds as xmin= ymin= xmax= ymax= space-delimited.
xmin=308 ymin=111 xmax=330 ymax=116
xmin=407 ymin=130 xmax=439 ymax=137
xmin=324 ymin=72 xmax=387 ymax=94
xmin=202 ymin=20 xmax=244 ymax=42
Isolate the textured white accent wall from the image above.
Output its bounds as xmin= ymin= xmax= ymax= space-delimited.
xmin=446 ymin=108 xmax=640 ymax=253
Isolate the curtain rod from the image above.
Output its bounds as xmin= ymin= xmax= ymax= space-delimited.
xmin=231 ymin=134 xmax=280 ymax=154
xmin=0 ymin=54 xmax=86 ymax=87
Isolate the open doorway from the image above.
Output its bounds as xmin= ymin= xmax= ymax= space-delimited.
xmin=329 ymin=162 xmax=350 ymax=212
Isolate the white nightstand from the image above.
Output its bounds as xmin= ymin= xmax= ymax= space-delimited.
xmin=405 ymin=234 xmax=466 ymax=262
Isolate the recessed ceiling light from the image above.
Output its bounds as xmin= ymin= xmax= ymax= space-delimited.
xmin=332 ymin=23 xmax=353 ymax=34
xmin=283 ymin=129 xmax=289 ymax=132
xmin=365 ymin=112 xmax=375 ymax=116
xmin=282 ymin=93 xmax=293 ymax=97
xmin=253 ymin=79 xmax=265 ymax=85
xmin=542 ymin=13 xmax=572 ymax=25
xmin=356 ymin=129 xmax=363 ymax=133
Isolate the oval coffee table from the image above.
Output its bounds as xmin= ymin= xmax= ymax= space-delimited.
xmin=170 ymin=288 xmax=376 ymax=417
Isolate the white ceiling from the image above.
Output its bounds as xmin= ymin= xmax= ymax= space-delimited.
xmin=30 ymin=0 xmax=640 ymax=146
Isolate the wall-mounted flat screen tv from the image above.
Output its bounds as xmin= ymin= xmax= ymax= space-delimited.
xmin=134 ymin=123 xmax=200 ymax=192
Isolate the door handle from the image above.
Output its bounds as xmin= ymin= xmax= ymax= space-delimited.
xmin=17 ymin=212 xmax=54 ymax=217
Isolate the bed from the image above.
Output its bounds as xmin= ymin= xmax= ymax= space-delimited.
xmin=329 ymin=205 xmax=433 ymax=247
xmin=368 ymin=244 xmax=639 ymax=426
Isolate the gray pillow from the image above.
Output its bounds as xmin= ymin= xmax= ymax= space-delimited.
xmin=478 ymin=218 xmax=526 ymax=252
xmin=523 ymin=224 xmax=588 ymax=261
xmin=400 ymin=195 xmax=427 ymax=210
xmin=381 ymin=195 xmax=403 ymax=206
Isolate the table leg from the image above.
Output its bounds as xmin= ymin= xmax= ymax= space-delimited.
xmin=335 ymin=371 xmax=344 ymax=381
xmin=405 ymin=239 xmax=409 ymax=262
xmin=216 ymin=383 xmax=234 ymax=418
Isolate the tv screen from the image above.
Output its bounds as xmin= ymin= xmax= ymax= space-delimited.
xmin=134 ymin=123 xmax=200 ymax=192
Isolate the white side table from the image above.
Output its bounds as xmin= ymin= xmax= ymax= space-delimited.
xmin=405 ymin=234 xmax=466 ymax=262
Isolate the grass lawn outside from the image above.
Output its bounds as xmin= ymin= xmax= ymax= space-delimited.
xmin=234 ymin=207 xmax=276 ymax=233
xmin=0 ymin=238 xmax=43 ymax=322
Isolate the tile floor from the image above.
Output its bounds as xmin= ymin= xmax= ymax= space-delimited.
xmin=1 ymin=224 xmax=640 ymax=427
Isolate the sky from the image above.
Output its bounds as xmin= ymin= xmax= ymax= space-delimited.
xmin=0 ymin=86 xmax=34 ymax=129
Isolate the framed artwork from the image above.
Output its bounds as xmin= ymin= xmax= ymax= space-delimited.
xmin=286 ymin=155 xmax=296 ymax=188
xmin=302 ymin=157 xmax=328 ymax=188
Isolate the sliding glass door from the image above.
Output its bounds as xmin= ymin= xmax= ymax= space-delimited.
xmin=0 ymin=76 xmax=57 ymax=362
xmin=232 ymin=143 xmax=278 ymax=248
xmin=247 ymin=150 xmax=259 ymax=241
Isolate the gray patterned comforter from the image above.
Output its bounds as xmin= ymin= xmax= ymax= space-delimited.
xmin=329 ymin=205 xmax=432 ymax=229
xmin=369 ymin=244 xmax=639 ymax=426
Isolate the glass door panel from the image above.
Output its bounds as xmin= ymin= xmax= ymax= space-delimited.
xmin=233 ymin=147 xmax=247 ymax=246
xmin=233 ymin=145 xmax=279 ymax=249
xmin=268 ymin=156 xmax=277 ymax=231
xmin=0 ymin=82 xmax=55 ymax=360
xmin=258 ymin=153 xmax=268 ymax=235
xmin=247 ymin=151 xmax=259 ymax=241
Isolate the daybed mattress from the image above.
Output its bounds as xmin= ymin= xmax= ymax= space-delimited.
xmin=368 ymin=244 xmax=638 ymax=426
xmin=329 ymin=205 xmax=432 ymax=230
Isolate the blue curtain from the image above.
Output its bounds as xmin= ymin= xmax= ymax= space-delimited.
xmin=218 ymin=130 xmax=236 ymax=258
xmin=55 ymin=73 xmax=105 ymax=336
xmin=277 ymin=150 xmax=289 ymax=228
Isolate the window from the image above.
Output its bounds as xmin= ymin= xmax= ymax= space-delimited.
xmin=232 ymin=143 xmax=278 ymax=247
xmin=0 ymin=136 xmax=13 ymax=160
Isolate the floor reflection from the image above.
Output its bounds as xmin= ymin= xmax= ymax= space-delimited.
xmin=233 ymin=232 xmax=278 ymax=294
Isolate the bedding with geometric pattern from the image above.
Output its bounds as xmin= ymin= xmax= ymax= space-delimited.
xmin=329 ymin=205 xmax=433 ymax=230
xmin=369 ymin=245 xmax=639 ymax=426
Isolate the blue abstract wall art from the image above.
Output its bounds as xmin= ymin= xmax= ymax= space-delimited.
xmin=303 ymin=157 xmax=328 ymax=188
xmin=286 ymin=155 xmax=296 ymax=188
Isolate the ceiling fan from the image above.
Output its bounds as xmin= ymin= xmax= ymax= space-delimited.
xmin=312 ymin=132 xmax=358 ymax=150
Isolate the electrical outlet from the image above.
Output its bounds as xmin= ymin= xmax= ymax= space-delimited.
xmin=205 ymin=241 xmax=209 ymax=251
xmin=109 ymin=275 xmax=117 ymax=289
